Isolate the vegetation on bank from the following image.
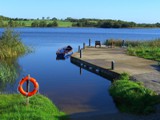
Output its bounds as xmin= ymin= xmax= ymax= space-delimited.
xmin=0 ymin=28 xmax=29 ymax=86
xmin=109 ymin=73 xmax=160 ymax=114
xmin=0 ymin=28 xmax=29 ymax=59
xmin=104 ymin=39 xmax=160 ymax=62
xmin=0 ymin=28 xmax=68 ymax=120
xmin=0 ymin=94 xmax=68 ymax=120
xmin=1 ymin=15 xmax=160 ymax=28
xmin=127 ymin=39 xmax=160 ymax=62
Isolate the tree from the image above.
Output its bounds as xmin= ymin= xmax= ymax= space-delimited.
xmin=51 ymin=17 xmax=57 ymax=20
xmin=31 ymin=21 xmax=39 ymax=27
xmin=47 ymin=17 xmax=50 ymax=20
xmin=8 ymin=20 xmax=15 ymax=27
xmin=52 ymin=21 xmax=58 ymax=27
xmin=155 ymin=23 xmax=160 ymax=27
xmin=47 ymin=21 xmax=58 ymax=27
xmin=100 ymin=21 xmax=113 ymax=28
xmin=42 ymin=17 xmax=45 ymax=20
xmin=39 ymin=21 xmax=47 ymax=27
xmin=22 ymin=22 xmax=26 ymax=27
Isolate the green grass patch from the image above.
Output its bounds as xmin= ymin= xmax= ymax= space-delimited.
xmin=57 ymin=21 xmax=72 ymax=27
xmin=29 ymin=20 xmax=72 ymax=27
xmin=0 ymin=94 xmax=68 ymax=120
xmin=109 ymin=73 xmax=160 ymax=114
xmin=127 ymin=46 xmax=160 ymax=61
xmin=17 ymin=20 xmax=34 ymax=27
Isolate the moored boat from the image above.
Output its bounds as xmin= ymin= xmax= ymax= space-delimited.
xmin=56 ymin=45 xmax=73 ymax=56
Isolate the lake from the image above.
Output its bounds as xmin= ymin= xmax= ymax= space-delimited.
xmin=0 ymin=28 xmax=160 ymax=116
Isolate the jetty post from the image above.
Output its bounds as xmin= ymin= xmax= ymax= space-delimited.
xmin=122 ymin=40 xmax=125 ymax=48
xmin=111 ymin=61 xmax=115 ymax=70
xmin=80 ymin=49 xmax=82 ymax=58
xmin=106 ymin=39 xmax=108 ymax=47
xmin=78 ymin=45 xmax=80 ymax=53
xmin=89 ymin=39 xmax=91 ymax=46
xmin=83 ymin=43 xmax=85 ymax=49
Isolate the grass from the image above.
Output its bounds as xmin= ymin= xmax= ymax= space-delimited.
xmin=109 ymin=73 xmax=160 ymax=114
xmin=18 ymin=20 xmax=34 ymax=27
xmin=0 ymin=94 xmax=68 ymax=120
xmin=0 ymin=28 xmax=30 ymax=59
xmin=127 ymin=40 xmax=160 ymax=61
xmin=105 ymin=39 xmax=141 ymax=47
xmin=127 ymin=46 xmax=160 ymax=61
xmin=57 ymin=21 xmax=72 ymax=27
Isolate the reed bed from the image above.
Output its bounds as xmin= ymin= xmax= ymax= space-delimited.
xmin=0 ymin=28 xmax=29 ymax=59
xmin=0 ymin=28 xmax=30 ymax=84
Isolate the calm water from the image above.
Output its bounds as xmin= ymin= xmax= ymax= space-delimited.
xmin=1 ymin=28 xmax=160 ymax=116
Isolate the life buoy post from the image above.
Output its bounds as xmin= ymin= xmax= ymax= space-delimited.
xmin=18 ymin=74 xmax=39 ymax=105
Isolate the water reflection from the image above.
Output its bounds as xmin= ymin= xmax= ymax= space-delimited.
xmin=70 ymin=58 xmax=119 ymax=81
xmin=56 ymin=52 xmax=73 ymax=60
xmin=0 ymin=58 xmax=20 ymax=92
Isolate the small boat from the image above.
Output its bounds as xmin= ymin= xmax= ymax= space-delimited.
xmin=56 ymin=45 xmax=73 ymax=57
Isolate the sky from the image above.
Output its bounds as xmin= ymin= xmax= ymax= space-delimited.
xmin=0 ymin=0 xmax=160 ymax=23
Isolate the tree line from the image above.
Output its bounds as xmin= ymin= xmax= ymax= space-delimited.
xmin=68 ymin=18 xmax=160 ymax=28
xmin=0 ymin=15 xmax=58 ymax=27
xmin=0 ymin=15 xmax=160 ymax=28
xmin=31 ymin=21 xmax=58 ymax=27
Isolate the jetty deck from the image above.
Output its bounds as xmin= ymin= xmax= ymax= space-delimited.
xmin=71 ymin=47 xmax=160 ymax=94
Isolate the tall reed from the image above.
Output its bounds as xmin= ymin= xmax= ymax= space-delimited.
xmin=0 ymin=28 xmax=29 ymax=59
xmin=127 ymin=39 xmax=160 ymax=61
xmin=0 ymin=28 xmax=29 ymax=85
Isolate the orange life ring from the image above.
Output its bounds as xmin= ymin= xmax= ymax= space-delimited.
xmin=18 ymin=76 xmax=39 ymax=97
